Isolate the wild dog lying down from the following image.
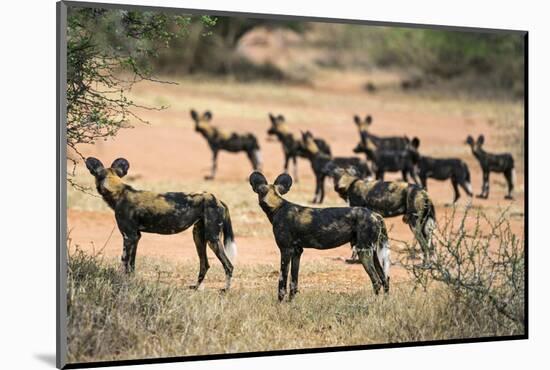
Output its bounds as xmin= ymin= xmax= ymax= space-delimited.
xmin=249 ymin=171 xmax=390 ymax=301
xmin=326 ymin=165 xmax=436 ymax=265
xmin=267 ymin=113 xmax=331 ymax=182
xmin=353 ymin=138 xmax=420 ymax=184
xmin=190 ymin=109 xmax=262 ymax=180
xmin=301 ymin=131 xmax=371 ymax=204
xmin=418 ymin=156 xmax=473 ymax=203
xmin=85 ymin=157 xmax=236 ymax=291
xmin=466 ymin=135 xmax=515 ymax=199
xmin=353 ymin=115 xmax=409 ymax=150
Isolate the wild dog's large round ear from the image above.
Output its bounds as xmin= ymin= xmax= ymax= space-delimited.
xmin=411 ymin=137 xmax=420 ymax=149
xmin=190 ymin=109 xmax=199 ymax=121
xmin=85 ymin=157 xmax=106 ymax=178
xmin=268 ymin=113 xmax=276 ymax=124
xmin=203 ymin=111 xmax=213 ymax=121
xmin=465 ymin=135 xmax=474 ymax=145
xmin=477 ymin=135 xmax=485 ymax=146
xmin=111 ymin=158 xmax=130 ymax=177
xmin=277 ymin=114 xmax=285 ymax=122
xmin=365 ymin=115 xmax=372 ymax=125
xmin=353 ymin=115 xmax=361 ymax=125
xmin=274 ymin=173 xmax=293 ymax=195
xmin=249 ymin=171 xmax=268 ymax=193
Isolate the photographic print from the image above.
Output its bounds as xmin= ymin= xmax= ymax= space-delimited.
xmin=57 ymin=1 xmax=527 ymax=367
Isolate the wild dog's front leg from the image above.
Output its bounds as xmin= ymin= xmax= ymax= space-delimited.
xmin=319 ymin=175 xmax=326 ymax=203
xmin=312 ymin=176 xmax=321 ymax=203
xmin=283 ymin=153 xmax=290 ymax=174
xmin=289 ymin=247 xmax=303 ymax=301
xmin=292 ymin=156 xmax=299 ymax=183
xmin=278 ymin=249 xmax=292 ymax=301
xmin=477 ymin=171 xmax=489 ymax=198
xmin=205 ymin=150 xmax=218 ymax=180
xmin=121 ymin=230 xmax=141 ymax=273
xmin=190 ymin=222 xmax=209 ymax=290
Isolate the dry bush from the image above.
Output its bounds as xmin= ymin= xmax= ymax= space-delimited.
xmin=397 ymin=205 xmax=525 ymax=333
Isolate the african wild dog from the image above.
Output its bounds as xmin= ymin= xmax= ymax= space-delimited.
xmin=326 ymin=165 xmax=436 ymax=265
xmin=354 ymin=115 xmax=410 ymax=150
xmin=301 ymin=130 xmax=371 ymax=204
xmin=249 ymin=171 xmax=390 ymax=301
xmin=190 ymin=109 xmax=262 ymax=180
xmin=267 ymin=113 xmax=331 ymax=182
xmin=353 ymin=137 xmax=420 ymax=184
xmin=465 ymin=135 xmax=515 ymax=199
xmin=85 ymin=157 xmax=237 ymax=291
xmin=418 ymin=156 xmax=473 ymax=203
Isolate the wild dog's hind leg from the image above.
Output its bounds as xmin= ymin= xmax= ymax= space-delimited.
xmin=504 ymin=168 xmax=515 ymax=200
xmin=247 ymin=150 xmax=261 ymax=172
xmin=289 ymin=247 xmax=303 ymax=301
xmin=190 ymin=221 xmax=209 ymax=290
xmin=357 ymin=246 xmax=382 ymax=295
xmin=407 ymin=215 xmax=431 ymax=266
xmin=451 ymin=178 xmax=461 ymax=203
xmin=204 ymin=197 xmax=233 ymax=291
xmin=208 ymin=240 xmax=234 ymax=292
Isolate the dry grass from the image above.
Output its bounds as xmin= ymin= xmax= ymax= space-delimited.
xmin=67 ymin=245 xmax=523 ymax=364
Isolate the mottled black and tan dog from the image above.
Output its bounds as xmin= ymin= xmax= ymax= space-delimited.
xmin=85 ymin=157 xmax=237 ymax=291
xmin=249 ymin=171 xmax=390 ymax=301
xmin=267 ymin=113 xmax=331 ymax=182
xmin=326 ymin=165 xmax=436 ymax=265
xmin=190 ymin=109 xmax=262 ymax=180
xmin=418 ymin=155 xmax=473 ymax=203
xmin=353 ymin=138 xmax=420 ymax=184
xmin=354 ymin=115 xmax=410 ymax=150
xmin=301 ymin=131 xmax=371 ymax=204
xmin=465 ymin=135 xmax=515 ymax=199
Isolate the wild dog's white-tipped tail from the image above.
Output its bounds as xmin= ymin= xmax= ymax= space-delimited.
xmin=253 ymin=149 xmax=262 ymax=169
xmin=224 ymin=240 xmax=237 ymax=262
xmin=377 ymin=240 xmax=391 ymax=279
xmin=465 ymin=181 xmax=473 ymax=194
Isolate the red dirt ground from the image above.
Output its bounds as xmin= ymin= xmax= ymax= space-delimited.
xmin=67 ymin=77 xmax=525 ymax=285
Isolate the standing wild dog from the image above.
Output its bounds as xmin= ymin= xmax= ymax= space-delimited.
xmin=326 ymin=165 xmax=436 ymax=265
xmin=267 ymin=113 xmax=331 ymax=182
xmin=418 ymin=156 xmax=473 ymax=203
xmin=301 ymin=130 xmax=371 ymax=204
xmin=85 ymin=157 xmax=237 ymax=291
xmin=465 ymin=135 xmax=515 ymax=199
xmin=353 ymin=137 xmax=420 ymax=184
xmin=249 ymin=171 xmax=390 ymax=301
xmin=354 ymin=115 xmax=410 ymax=150
xmin=190 ymin=109 xmax=262 ymax=180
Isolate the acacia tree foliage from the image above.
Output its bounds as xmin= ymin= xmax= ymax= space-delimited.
xmin=66 ymin=7 xmax=215 ymax=187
